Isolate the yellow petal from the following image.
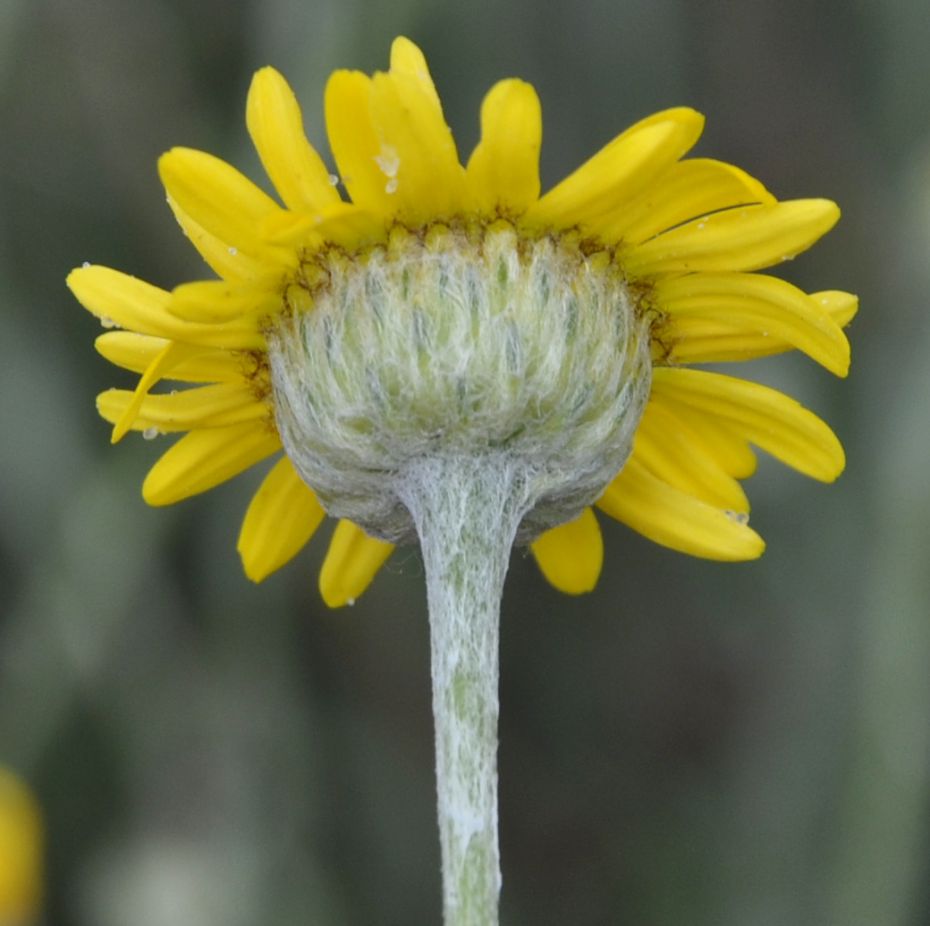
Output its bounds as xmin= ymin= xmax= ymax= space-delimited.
xmin=596 ymin=158 xmax=775 ymax=244
xmin=524 ymin=107 xmax=704 ymax=229
xmin=319 ymin=520 xmax=394 ymax=607
xmin=389 ymin=37 xmax=442 ymax=108
xmin=649 ymin=395 xmax=758 ymax=479
xmin=633 ymin=401 xmax=750 ymax=512
xmin=369 ymin=70 xmax=464 ymax=222
xmin=655 ymin=321 xmax=850 ymax=366
xmin=324 ymin=39 xmax=468 ymax=220
xmin=325 ymin=70 xmax=396 ymax=216
xmin=530 ymin=508 xmax=603 ymax=594
xmin=597 ymin=458 xmax=765 ymax=561
xmin=655 ymin=323 xmax=794 ymax=365
xmin=167 ymin=195 xmax=267 ymax=282
xmin=381 ymin=38 xmax=465 ymax=217
xmin=0 ymin=766 xmax=43 ymax=923
xmin=158 ymin=148 xmax=293 ymax=266
xmin=68 ymin=266 xmax=266 ymax=350
xmin=654 ymin=272 xmax=850 ymax=376
xmin=237 ymin=456 xmax=326 ymax=581
xmin=70 ymin=265 xmax=168 ymax=328
xmin=142 ymin=422 xmax=280 ymax=506
xmin=466 ymin=79 xmax=542 ymax=215
xmin=650 ymin=367 xmax=845 ymax=481
xmin=95 ymin=332 xmax=246 ymax=382
xmin=98 ymin=383 xmax=267 ymax=433
xmin=811 ymin=290 xmax=858 ymax=328
xmin=261 ymin=201 xmax=385 ymax=251
xmin=624 ymin=199 xmax=840 ymax=277
xmin=246 ymin=66 xmax=341 ymax=213
xmin=168 ymin=280 xmax=281 ymax=323
xmin=108 ymin=340 xmax=203 ymax=443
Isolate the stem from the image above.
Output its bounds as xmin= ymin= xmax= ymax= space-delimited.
xmin=398 ymin=454 xmax=534 ymax=926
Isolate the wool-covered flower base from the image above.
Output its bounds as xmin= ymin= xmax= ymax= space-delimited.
xmin=67 ymin=36 xmax=855 ymax=607
xmin=270 ymin=222 xmax=652 ymax=542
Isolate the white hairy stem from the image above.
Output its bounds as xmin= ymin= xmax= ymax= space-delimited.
xmin=398 ymin=454 xmax=535 ymax=926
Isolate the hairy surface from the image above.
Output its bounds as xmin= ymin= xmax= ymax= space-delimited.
xmin=268 ymin=223 xmax=653 ymax=542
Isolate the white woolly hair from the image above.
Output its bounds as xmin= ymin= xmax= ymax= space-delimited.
xmin=268 ymin=224 xmax=653 ymax=543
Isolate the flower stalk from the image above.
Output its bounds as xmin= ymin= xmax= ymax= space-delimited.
xmin=399 ymin=454 xmax=535 ymax=925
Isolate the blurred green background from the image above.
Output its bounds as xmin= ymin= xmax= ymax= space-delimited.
xmin=1 ymin=0 xmax=929 ymax=923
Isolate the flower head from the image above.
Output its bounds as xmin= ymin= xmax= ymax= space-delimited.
xmin=68 ymin=37 xmax=853 ymax=606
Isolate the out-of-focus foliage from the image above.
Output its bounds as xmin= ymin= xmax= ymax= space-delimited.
xmin=1 ymin=1 xmax=928 ymax=924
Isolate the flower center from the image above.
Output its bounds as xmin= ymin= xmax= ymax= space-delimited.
xmin=267 ymin=222 xmax=653 ymax=542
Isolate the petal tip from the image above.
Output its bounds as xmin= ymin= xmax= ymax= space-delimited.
xmin=390 ymin=35 xmax=426 ymax=66
xmin=65 ymin=266 xmax=85 ymax=291
xmin=825 ymin=448 xmax=847 ymax=483
xmin=251 ymin=64 xmax=284 ymax=85
xmin=239 ymin=554 xmax=270 ymax=584
xmin=157 ymin=147 xmax=196 ymax=183
xmin=718 ymin=520 xmax=766 ymax=561
xmin=140 ymin=478 xmax=163 ymax=507
xmin=318 ymin=576 xmax=349 ymax=609
xmin=246 ymin=66 xmax=292 ymax=119
xmin=66 ymin=264 xmax=102 ymax=301
xmin=819 ymin=199 xmax=841 ymax=231
xmin=746 ymin=530 xmax=766 ymax=560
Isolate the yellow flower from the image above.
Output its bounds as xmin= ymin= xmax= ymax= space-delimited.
xmin=68 ymin=37 xmax=853 ymax=607
xmin=0 ymin=767 xmax=42 ymax=924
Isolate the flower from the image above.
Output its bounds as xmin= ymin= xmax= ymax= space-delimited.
xmin=68 ymin=37 xmax=853 ymax=607
xmin=0 ymin=767 xmax=43 ymax=923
